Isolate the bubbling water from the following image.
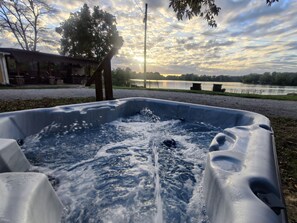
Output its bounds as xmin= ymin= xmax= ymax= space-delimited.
xmin=22 ymin=108 xmax=222 ymax=223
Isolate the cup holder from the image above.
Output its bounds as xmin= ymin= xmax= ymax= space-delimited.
xmin=250 ymin=179 xmax=285 ymax=215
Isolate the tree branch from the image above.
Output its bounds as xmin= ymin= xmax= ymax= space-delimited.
xmin=13 ymin=1 xmax=30 ymax=50
xmin=0 ymin=4 xmax=26 ymax=49
xmin=0 ymin=0 xmax=56 ymax=51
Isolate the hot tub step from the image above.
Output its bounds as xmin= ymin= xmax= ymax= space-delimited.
xmin=0 ymin=139 xmax=30 ymax=173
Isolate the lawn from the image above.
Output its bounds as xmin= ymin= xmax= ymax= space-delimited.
xmin=0 ymin=97 xmax=296 ymax=222
xmin=271 ymin=117 xmax=297 ymax=223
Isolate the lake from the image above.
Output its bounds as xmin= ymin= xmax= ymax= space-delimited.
xmin=130 ymin=79 xmax=297 ymax=95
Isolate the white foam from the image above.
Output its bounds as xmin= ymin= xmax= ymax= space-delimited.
xmin=22 ymin=109 xmax=221 ymax=223
xmin=152 ymin=142 xmax=164 ymax=223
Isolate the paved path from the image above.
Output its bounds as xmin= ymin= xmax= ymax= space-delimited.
xmin=0 ymin=88 xmax=296 ymax=119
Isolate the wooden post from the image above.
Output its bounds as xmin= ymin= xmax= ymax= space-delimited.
xmin=144 ymin=3 xmax=148 ymax=88
xmin=16 ymin=61 xmax=20 ymax=76
xmin=4 ymin=55 xmax=10 ymax=84
xmin=37 ymin=61 xmax=40 ymax=83
xmin=85 ymin=48 xmax=116 ymax=101
xmin=104 ymin=59 xmax=113 ymax=100
xmin=95 ymin=70 xmax=103 ymax=101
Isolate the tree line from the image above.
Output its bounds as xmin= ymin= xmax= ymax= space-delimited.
xmin=242 ymin=72 xmax=297 ymax=86
xmin=112 ymin=68 xmax=297 ymax=87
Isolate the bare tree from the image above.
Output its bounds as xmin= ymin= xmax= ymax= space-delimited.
xmin=0 ymin=0 xmax=56 ymax=51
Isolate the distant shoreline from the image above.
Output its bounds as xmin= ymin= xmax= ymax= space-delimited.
xmin=130 ymin=79 xmax=297 ymax=87
xmin=131 ymin=79 xmax=240 ymax=83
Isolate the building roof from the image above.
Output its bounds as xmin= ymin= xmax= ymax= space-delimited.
xmin=0 ymin=48 xmax=99 ymax=66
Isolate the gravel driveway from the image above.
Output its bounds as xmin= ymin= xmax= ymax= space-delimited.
xmin=0 ymin=88 xmax=296 ymax=119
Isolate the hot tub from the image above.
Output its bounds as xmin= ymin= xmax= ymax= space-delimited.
xmin=0 ymin=97 xmax=287 ymax=223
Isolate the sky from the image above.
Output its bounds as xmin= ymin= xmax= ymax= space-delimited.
xmin=1 ymin=0 xmax=297 ymax=76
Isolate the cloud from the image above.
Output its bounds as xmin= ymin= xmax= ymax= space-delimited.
xmin=202 ymin=40 xmax=235 ymax=48
xmin=170 ymin=24 xmax=183 ymax=30
xmin=286 ymin=41 xmax=297 ymax=51
xmin=0 ymin=0 xmax=296 ymax=75
xmin=227 ymin=0 xmax=292 ymax=24
xmin=144 ymin=0 xmax=166 ymax=9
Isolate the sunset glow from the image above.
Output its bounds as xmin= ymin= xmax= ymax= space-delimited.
xmin=1 ymin=0 xmax=296 ymax=76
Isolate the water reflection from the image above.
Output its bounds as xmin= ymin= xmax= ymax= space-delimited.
xmin=130 ymin=79 xmax=297 ymax=95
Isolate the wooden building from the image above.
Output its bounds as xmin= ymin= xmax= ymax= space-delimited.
xmin=0 ymin=48 xmax=98 ymax=85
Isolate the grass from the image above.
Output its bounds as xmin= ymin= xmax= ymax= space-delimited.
xmin=0 ymin=97 xmax=296 ymax=222
xmin=113 ymin=86 xmax=297 ymax=101
xmin=0 ymin=84 xmax=82 ymax=90
xmin=271 ymin=117 xmax=297 ymax=223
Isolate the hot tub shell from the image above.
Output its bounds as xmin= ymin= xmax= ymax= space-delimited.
xmin=0 ymin=97 xmax=287 ymax=223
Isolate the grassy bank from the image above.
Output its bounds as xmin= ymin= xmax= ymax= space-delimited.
xmin=0 ymin=84 xmax=82 ymax=90
xmin=0 ymin=97 xmax=296 ymax=222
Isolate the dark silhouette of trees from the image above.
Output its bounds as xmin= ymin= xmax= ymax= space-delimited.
xmin=56 ymin=4 xmax=123 ymax=61
xmin=112 ymin=67 xmax=243 ymax=85
xmin=266 ymin=0 xmax=279 ymax=6
xmin=169 ymin=0 xmax=279 ymax=27
xmin=169 ymin=0 xmax=221 ymax=27
xmin=130 ymin=71 xmax=165 ymax=80
xmin=0 ymin=0 xmax=56 ymax=51
xmin=242 ymin=72 xmax=297 ymax=86
xmin=112 ymin=68 xmax=297 ymax=87
xmin=166 ymin=74 xmax=242 ymax=82
xmin=112 ymin=68 xmax=131 ymax=86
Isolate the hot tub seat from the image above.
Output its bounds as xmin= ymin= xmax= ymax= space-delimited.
xmin=0 ymin=138 xmax=30 ymax=173
xmin=0 ymin=172 xmax=63 ymax=223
